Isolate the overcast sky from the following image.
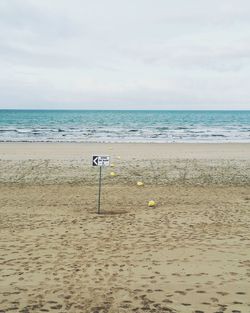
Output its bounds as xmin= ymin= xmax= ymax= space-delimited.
xmin=0 ymin=0 xmax=250 ymax=109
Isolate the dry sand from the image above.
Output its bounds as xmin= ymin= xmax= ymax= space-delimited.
xmin=0 ymin=143 xmax=250 ymax=313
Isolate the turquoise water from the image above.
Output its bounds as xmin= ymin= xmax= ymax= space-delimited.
xmin=0 ymin=110 xmax=249 ymax=142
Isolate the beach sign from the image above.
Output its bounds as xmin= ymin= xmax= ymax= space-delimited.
xmin=92 ymin=155 xmax=110 ymax=167
xmin=92 ymin=155 xmax=110 ymax=214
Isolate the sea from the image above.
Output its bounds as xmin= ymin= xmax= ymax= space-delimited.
xmin=0 ymin=110 xmax=249 ymax=143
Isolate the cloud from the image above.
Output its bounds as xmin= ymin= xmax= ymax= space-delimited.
xmin=0 ymin=0 xmax=250 ymax=109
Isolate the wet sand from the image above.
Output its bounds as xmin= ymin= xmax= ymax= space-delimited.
xmin=0 ymin=143 xmax=250 ymax=313
xmin=0 ymin=142 xmax=250 ymax=160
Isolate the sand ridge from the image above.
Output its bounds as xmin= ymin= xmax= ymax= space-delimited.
xmin=0 ymin=158 xmax=249 ymax=186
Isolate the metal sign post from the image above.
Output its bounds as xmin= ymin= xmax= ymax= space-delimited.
xmin=92 ymin=155 xmax=110 ymax=214
xmin=97 ymin=165 xmax=102 ymax=214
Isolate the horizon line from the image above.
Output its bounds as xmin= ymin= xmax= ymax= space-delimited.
xmin=0 ymin=108 xmax=250 ymax=111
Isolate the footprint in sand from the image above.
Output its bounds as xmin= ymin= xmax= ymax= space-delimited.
xmin=210 ymin=297 xmax=219 ymax=302
xmin=174 ymin=290 xmax=186 ymax=295
xmin=162 ymin=299 xmax=173 ymax=304
xmin=216 ymin=291 xmax=229 ymax=296
xmin=50 ymin=304 xmax=63 ymax=309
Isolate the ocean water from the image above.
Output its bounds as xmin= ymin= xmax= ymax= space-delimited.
xmin=0 ymin=110 xmax=249 ymax=143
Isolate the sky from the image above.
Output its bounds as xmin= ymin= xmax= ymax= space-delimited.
xmin=0 ymin=0 xmax=250 ymax=110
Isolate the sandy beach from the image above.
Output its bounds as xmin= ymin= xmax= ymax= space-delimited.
xmin=0 ymin=143 xmax=250 ymax=313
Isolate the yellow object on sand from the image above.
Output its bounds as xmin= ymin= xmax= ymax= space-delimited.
xmin=148 ymin=200 xmax=156 ymax=207
xmin=117 ymin=156 xmax=121 ymax=159
xmin=110 ymin=172 xmax=116 ymax=177
xmin=137 ymin=181 xmax=144 ymax=186
xmin=110 ymin=163 xmax=115 ymax=167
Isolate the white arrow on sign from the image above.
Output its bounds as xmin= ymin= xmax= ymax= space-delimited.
xmin=92 ymin=156 xmax=98 ymax=166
